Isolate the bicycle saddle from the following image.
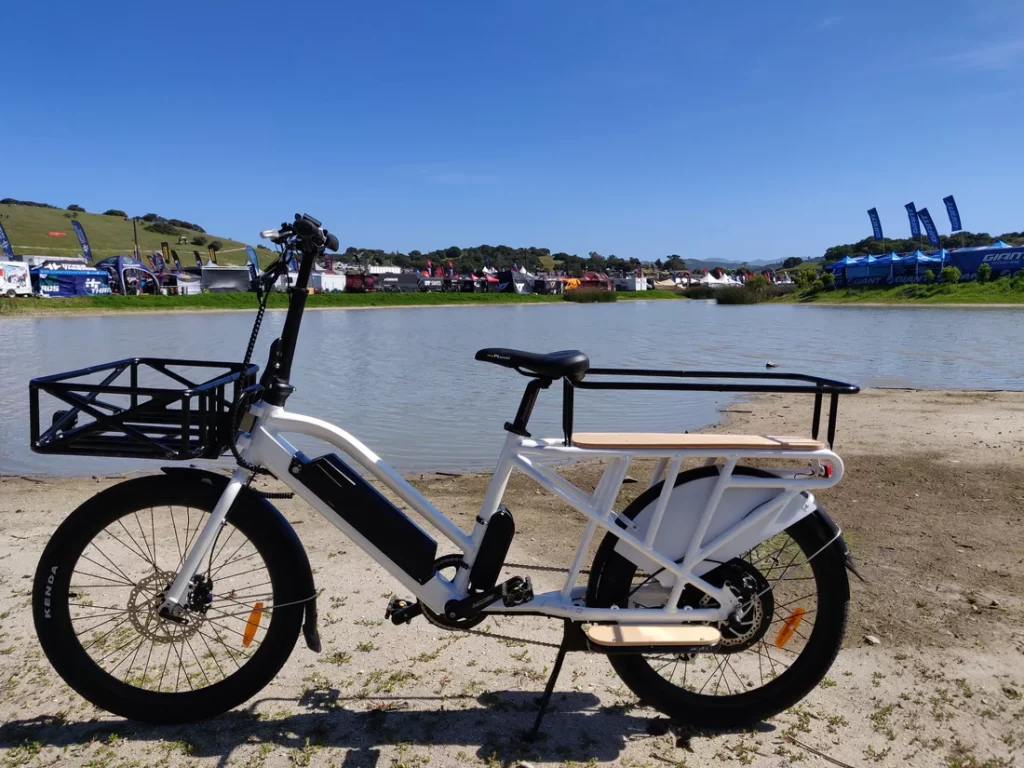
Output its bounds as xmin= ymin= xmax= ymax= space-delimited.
xmin=475 ymin=348 xmax=590 ymax=382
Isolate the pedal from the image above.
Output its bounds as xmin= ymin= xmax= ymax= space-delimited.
xmin=385 ymin=597 xmax=422 ymax=626
xmin=501 ymin=576 xmax=533 ymax=607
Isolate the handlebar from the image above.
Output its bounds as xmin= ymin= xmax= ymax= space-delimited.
xmin=258 ymin=213 xmax=339 ymax=285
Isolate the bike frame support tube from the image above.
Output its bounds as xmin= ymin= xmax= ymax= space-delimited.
xmin=559 ymin=456 xmax=629 ymax=599
xmin=648 ymin=458 xmax=668 ymax=489
xmin=666 ymin=456 xmax=738 ymax=614
xmin=159 ymin=467 xmax=250 ymax=615
xmin=644 ymin=456 xmax=681 ymax=549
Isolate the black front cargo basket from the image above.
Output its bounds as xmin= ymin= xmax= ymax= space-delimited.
xmin=29 ymin=358 xmax=259 ymax=460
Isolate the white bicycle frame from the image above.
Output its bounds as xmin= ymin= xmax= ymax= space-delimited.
xmin=161 ymin=401 xmax=844 ymax=626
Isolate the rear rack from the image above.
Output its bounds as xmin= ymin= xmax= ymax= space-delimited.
xmin=561 ymin=368 xmax=860 ymax=448
xmin=29 ymin=358 xmax=259 ymax=460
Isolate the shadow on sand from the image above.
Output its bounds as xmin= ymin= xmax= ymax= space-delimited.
xmin=0 ymin=688 xmax=774 ymax=766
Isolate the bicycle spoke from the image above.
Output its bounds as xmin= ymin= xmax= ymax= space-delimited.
xmin=171 ymin=504 xmax=184 ymax=565
xmin=157 ymin=643 xmax=172 ymax=692
xmin=195 ymin=626 xmax=229 ymax=679
xmin=80 ymin=614 xmax=133 ymax=651
xmin=204 ymin=616 xmax=263 ymax=649
xmin=698 ymin=656 xmax=728 ymax=694
xmin=76 ymin=553 xmax=136 ymax=587
xmin=209 ymin=538 xmax=249 ymax=579
xmin=133 ymin=512 xmax=156 ymax=570
xmin=95 ymin=633 xmax=145 ymax=666
xmin=74 ymin=613 xmax=127 ymax=637
xmin=214 ymin=563 xmax=271 ymax=582
xmin=197 ymin=625 xmax=251 ymax=665
xmin=208 ymin=525 xmax=238 ymax=573
xmin=107 ymin=519 xmax=155 ymax=569
xmin=211 ymin=548 xmax=260 ymax=577
xmin=141 ymin=639 xmax=155 ymax=686
xmin=150 ymin=507 xmax=158 ymax=572
xmin=120 ymin=635 xmax=147 ymax=682
xmin=71 ymin=569 xmax=136 ymax=587
xmin=185 ymin=636 xmax=212 ymax=687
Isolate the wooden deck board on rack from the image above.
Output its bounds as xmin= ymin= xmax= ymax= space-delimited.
xmin=586 ymin=624 xmax=722 ymax=647
xmin=571 ymin=433 xmax=825 ymax=451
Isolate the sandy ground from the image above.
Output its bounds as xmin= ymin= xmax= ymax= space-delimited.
xmin=1 ymin=389 xmax=1023 ymax=767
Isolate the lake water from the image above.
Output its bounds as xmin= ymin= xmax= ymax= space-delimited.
xmin=2 ymin=301 xmax=1022 ymax=476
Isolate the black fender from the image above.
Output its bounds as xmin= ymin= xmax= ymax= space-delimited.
xmin=161 ymin=467 xmax=321 ymax=652
xmin=804 ymin=499 xmax=864 ymax=587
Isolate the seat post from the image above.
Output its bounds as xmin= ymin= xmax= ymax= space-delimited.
xmin=562 ymin=378 xmax=574 ymax=446
xmin=504 ymin=378 xmax=552 ymax=438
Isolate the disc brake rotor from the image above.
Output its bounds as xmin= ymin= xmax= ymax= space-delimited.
xmin=127 ymin=569 xmax=205 ymax=643
xmin=698 ymin=559 xmax=774 ymax=653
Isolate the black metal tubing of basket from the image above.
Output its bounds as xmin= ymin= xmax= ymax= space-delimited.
xmin=30 ymin=358 xmax=258 ymax=460
xmin=561 ymin=368 xmax=860 ymax=449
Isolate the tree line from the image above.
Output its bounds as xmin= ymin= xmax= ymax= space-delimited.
xmin=338 ymin=245 xmax=659 ymax=276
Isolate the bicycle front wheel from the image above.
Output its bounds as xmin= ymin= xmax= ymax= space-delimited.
xmin=33 ymin=474 xmax=305 ymax=722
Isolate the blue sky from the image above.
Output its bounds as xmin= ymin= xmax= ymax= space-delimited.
xmin=2 ymin=0 xmax=1022 ymax=261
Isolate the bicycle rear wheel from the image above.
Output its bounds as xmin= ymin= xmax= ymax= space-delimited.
xmin=588 ymin=466 xmax=850 ymax=728
xmin=33 ymin=474 xmax=304 ymax=722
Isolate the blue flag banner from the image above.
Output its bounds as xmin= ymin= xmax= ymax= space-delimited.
xmin=245 ymin=246 xmax=260 ymax=280
xmin=867 ymin=208 xmax=883 ymax=240
xmin=0 ymin=222 xmax=13 ymax=259
xmin=905 ymin=203 xmax=920 ymax=238
xmin=917 ymin=208 xmax=941 ymax=246
xmin=943 ymin=195 xmax=962 ymax=232
xmin=71 ymin=221 xmax=93 ymax=262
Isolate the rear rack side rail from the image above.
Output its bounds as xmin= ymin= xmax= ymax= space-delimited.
xmin=562 ymin=368 xmax=860 ymax=448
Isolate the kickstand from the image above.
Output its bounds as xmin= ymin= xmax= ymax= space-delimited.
xmin=528 ymin=620 xmax=588 ymax=739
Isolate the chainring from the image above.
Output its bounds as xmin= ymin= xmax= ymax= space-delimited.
xmin=420 ymin=554 xmax=489 ymax=630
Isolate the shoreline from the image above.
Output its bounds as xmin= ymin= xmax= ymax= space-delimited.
xmin=0 ymin=292 xmax=685 ymax=318
xmin=7 ymin=296 xmax=1024 ymax=318
xmin=786 ymin=300 xmax=1024 ymax=309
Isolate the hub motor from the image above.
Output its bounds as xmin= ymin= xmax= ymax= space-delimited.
xmin=687 ymin=559 xmax=774 ymax=654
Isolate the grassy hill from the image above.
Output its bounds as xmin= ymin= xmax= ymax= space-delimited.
xmin=0 ymin=203 xmax=267 ymax=267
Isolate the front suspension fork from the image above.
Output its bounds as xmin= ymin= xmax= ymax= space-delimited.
xmin=157 ymin=467 xmax=250 ymax=619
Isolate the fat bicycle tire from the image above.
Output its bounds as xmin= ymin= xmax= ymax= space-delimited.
xmin=33 ymin=474 xmax=305 ymax=723
xmin=587 ymin=465 xmax=849 ymax=728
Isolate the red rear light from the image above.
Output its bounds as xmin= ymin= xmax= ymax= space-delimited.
xmin=823 ymin=463 xmax=833 ymax=478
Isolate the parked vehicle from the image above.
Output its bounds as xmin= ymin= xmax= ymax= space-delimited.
xmin=345 ymin=272 xmax=376 ymax=292
xmin=30 ymin=214 xmax=861 ymax=734
xmin=0 ymin=260 xmax=32 ymax=297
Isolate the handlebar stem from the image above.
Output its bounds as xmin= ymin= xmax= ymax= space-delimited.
xmin=261 ymin=243 xmax=318 ymax=407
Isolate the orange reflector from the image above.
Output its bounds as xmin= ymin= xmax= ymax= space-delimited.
xmin=242 ymin=602 xmax=264 ymax=648
xmin=774 ymin=607 xmax=806 ymax=648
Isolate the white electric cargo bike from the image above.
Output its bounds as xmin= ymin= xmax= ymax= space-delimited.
xmin=30 ymin=214 xmax=860 ymax=734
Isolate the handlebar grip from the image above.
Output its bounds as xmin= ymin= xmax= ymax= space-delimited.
xmin=325 ymin=231 xmax=339 ymax=252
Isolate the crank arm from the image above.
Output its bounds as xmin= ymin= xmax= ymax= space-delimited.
xmin=443 ymin=575 xmax=534 ymax=622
